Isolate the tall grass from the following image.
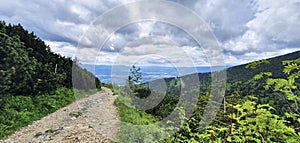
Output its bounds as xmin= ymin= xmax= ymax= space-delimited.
xmin=0 ymin=87 xmax=97 ymax=140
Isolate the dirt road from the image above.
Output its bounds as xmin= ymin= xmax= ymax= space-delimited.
xmin=0 ymin=87 xmax=120 ymax=143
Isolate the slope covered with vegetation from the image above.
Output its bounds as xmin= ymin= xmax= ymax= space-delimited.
xmin=0 ymin=21 xmax=101 ymax=139
xmin=112 ymin=51 xmax=300 ymax=142
xmin=226 ymin=51 xmax=300 ymax=82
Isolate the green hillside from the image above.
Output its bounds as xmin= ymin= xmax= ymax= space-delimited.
xmin=181 ymin=50 xmax=300 ymax=85
xmin=0 ymin=21 xmax=100 ymax=96
xmin=226 ymin=50 xmax=300 ymax=83
xmin=0 ymin=21 xmax=100 ymax=139
xmin=113 ymin=51 xmax=300 ymax=142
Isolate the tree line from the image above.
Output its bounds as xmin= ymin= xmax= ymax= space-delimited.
xmin=0 ymin=21 xmax=100 ymax=96
xmin=0 ymin=21 xmax=100 ymax=139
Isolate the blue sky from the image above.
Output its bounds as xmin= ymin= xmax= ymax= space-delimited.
xmin=0 ymin=0 xmax=299 ymax=67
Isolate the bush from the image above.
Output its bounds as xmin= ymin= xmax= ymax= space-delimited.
xmin=115 ymin=94 xmax=164 ymax=142
xmin=0 ymin=88 xmax=74 ymax=139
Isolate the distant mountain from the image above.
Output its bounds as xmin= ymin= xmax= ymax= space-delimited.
xmin=80 ymin=64 xmax=230 ymax=85
xmin=153 ymin=50 xmax=300 ymax=96
xmin=178 ymin=50 xmax=300 ymax=85
xmin=154 ymin=50 xmax=300 ymax=116
xmin=226 ymin=50 xmax=300 ymax=83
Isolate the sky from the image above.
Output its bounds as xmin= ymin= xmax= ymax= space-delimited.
xmin=0 ymin=0 xmax=300 ymax=67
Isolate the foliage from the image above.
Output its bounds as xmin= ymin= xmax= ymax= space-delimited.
xmin=128 ymin=65 xmax=143 ymax=87
xmin=114 ymin=54 xmax=300 ymax=142
xmin=0 ymin=21 xmax=101 ymax=140
xmin=0 ymin=32 xmax=37 ymax=95
xmin=115 ymin=94 xmax=158 ymax=125
xmin=167 ymin=77 xmax=184 ymax=97
xmin=0 ymin=88 xmax=74 ymax=139
xmin=226 ymin=50 xmax=299 ymax=83
xmin=0 ymin=21 xmax=101 ymax=96
xmin=146 ymin=94 xmax=179 ymax=119
xmin=128 ymin=65 xmax=151 ymax=98
xmin=245 ymin=59 xmax=270 ymax=69
xmin=263 ymin=58 xmax=300 ymax=132
xmin=0 ymin=87 xmax=99 ymax=140
xmin=162 ymin=95 xmax=299 ymax=143
xmin=114 ymin=94 xmax=161 ymax=143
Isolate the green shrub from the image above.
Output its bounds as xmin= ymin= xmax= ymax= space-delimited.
xmin=115 ymin=94 xmax=163 ymax=142
xmin=0 ymin=88 xmax=75 ymax=139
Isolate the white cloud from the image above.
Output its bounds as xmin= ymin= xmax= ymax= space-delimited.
xmin=45 ymin=40 xmax=77 ymax=58
xmin=248 ymin=0 xmax=300 ymax=46
xmin=69 ymin=4 xmax=92 ymax=21
xmin=137 ymin=22 xmax=154 ymax=38
xmin=210 ymin=0 xmax=300 ymax=64
xmin=0 ymin=0 xmax=299 ymax=67
xmin=194 ymin=0 xmax=257 ymax=41
xmin=109 ymin=36 xmax=210 ymax=67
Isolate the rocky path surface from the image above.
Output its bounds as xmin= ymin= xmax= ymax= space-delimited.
xmin=0 ymin=87 xmax=120 ymax=143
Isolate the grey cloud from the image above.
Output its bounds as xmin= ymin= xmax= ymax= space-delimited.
xmin=100 ymin=21 xmax=200 ymax=53
xmin=151 ymin=22 xmax=199 ymax=46
xmin=168 ymin=0 xmax=199 ymax=8
xmin=0 ymin=0 xmax=299 ymax=66
xmin=0 ymin=0 xmax=122 ymax=42
xmin=222 ymin=0 xmax=300 ymax=60
xmin=126 ymin=36 xmax=177 ymax=48
xmin=194 ymin=0 xmax=257 ymax=42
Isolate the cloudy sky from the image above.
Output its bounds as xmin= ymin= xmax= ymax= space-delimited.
xmin=1 ymin=0 xmax=300 ymax=67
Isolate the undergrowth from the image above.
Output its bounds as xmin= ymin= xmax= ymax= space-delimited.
xmin=0 ymin=87 xmax=97 ymax=140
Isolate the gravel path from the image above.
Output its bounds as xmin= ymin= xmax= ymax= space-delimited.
xmin=0 ymin=87 xmax=120 ymax=143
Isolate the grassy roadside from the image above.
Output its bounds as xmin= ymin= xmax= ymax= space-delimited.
xmin=114 ymin=95 xmax=163 ymax=143
xmin=0 ymin=87 xmax=99 ymax=140
xmin=114 ymin=95 xmax=158 ymax=125
xmin=107 ymin=83 xmax=163 ymax=143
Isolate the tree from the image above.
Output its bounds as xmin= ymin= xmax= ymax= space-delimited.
xmin=128 ymin=65 xmax=143 ymax=87
xmin=0 ymin=21 xmax=101 ymax=95
xmin=168 ymin=77 xmax=184 ymax=97
xmin=128 ymin=65 xmax=150 ymax=98
xmin=0 ymin=33 xmax=37 ymax=95
xmin=164 ymin=58 xmax=300 ymax=142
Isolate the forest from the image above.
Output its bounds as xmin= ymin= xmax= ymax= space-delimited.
xmin=110 ymin=51 xmax=300 ymax=142
xmin=0 ymin=21 xmax=100 ymax=139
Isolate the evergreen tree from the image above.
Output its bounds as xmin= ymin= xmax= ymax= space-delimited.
xmin=128 ymin=65 xmax=150 ymax=98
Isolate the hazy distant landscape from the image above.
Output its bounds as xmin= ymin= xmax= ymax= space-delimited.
xmin=80 ymin=64 xmax=231 ymax=84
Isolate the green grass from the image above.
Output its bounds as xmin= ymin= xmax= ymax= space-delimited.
xmin=102 ymin=83 xmax=121 ymax=95
xmin=114 ymin=94 xmax=166 ymax=143
xmin=0 ymin=87 xmax=98 ymax=140
xmin=114 ymin=95 xmax=158 ymax=125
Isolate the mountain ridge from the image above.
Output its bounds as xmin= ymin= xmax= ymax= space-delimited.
xmin=179 ymin=50 xmax=300 ymax=84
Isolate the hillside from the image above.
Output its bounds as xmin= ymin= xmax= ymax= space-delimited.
xmin=193 ymin=50 xmax=300 ymax=84
xmin=226 ymin=50 xmax=300 ymax=83
xmin=158 ymin=50 xmax=300 ymax=114
xmin=111 ymin=51 xmax=300 ymax=142
xmin=0 ymin=21 xmax=101 ymax=140
xmin=0 ymin=21 xmax=100 ymax=96
xmin=153 ymin=50 xmax=298 ymax=94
